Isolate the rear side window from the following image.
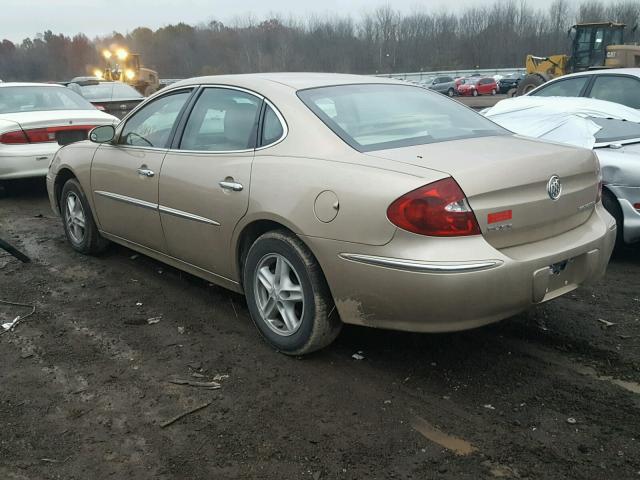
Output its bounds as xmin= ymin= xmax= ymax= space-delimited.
xmin=588 ymin=75 xmax=640 ymax=109
xmin=0 ymin=86 xmax=94 ymax=113
xmin=531 ymin=77 xmax=588 ymax=97
xmin=298 ymin=83 xmax=507 ymax=152
xmin=180 ymin=88 xmax=260 ymax=151
xmin=260 ymin=105 xmax=285 ymax=146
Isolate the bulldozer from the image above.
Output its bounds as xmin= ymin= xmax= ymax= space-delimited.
xmin=95 ymin=48 xmax=160 ymax=97
xmin=516 ymin=22 xmax=640 ymax=95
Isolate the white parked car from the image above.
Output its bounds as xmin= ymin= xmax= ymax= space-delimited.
xmin=0 ymin=83 xmax=118 ymax=184
xmin=484 ymin=96 xmax=640 ymax=246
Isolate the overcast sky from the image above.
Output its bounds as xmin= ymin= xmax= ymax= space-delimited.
xmin=2 ymin=0 xmax=604 ymax=42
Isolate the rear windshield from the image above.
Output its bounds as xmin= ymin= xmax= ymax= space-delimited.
xmin=76 ymin=82 xmax=143 ymax=101
xmin=592 ymin=117 xmax=640 ymax=143
xmin=297 ymin=84 xmax=507 ymax=152
xmin=0 ymin=86 xmax=94 ymax=114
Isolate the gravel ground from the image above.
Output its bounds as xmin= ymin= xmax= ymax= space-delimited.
xmin=1 ymin=179 xmax=639 ymax=480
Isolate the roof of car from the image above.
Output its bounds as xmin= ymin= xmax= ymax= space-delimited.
xmin=0 ymin=82 xmax=64 ymax=88
xmin=170 ymin=72 xmax=402 ymax=91
xmin=552 ymin=68 xmax=640 ymax=80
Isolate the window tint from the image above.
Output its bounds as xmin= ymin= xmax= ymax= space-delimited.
xmin=531 ymin=77 xmax=588 ymax=97
xmin=261 ymin=105 xmax=284 ymax=146
xmin=120 ymin=90 xmax=191 ymax=148
xmin=298 ymin=84 xmax=507 ymax=152
xmin=0 ymin=86 xmax=94 ymax=113
xmin=180 ymin=88 xmax=260 ymax=151
xmin=589 ymin=75 xmax=640 ymax=109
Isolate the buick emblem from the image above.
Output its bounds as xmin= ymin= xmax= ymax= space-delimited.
xmin=547 ymin=175 xmax=562 ymax=201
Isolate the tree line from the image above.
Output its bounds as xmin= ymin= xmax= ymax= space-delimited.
xmin=1 ymin=0 xmax=640 ymax=82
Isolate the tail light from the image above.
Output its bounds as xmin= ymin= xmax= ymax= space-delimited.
xmin=0 ymin=130 xmax=29 ymax=144
xmin=94 ymin=104 xmax=106 ymax=111
xmin=0 ymin=125 xmax=97 ymax=144
xmin=634 ymin=203 xmax=640 ymax=211
xmin=387 ymin=178 xmax=481 ymax=237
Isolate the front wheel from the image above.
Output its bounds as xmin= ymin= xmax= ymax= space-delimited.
xmin=447 ymin=88 xmax=454 ymax=97
xmin=60 ymin=178 xmax=109 ymax=254
xmin=602 ymin=191 xmax=624 ymax=247
xmin=472 ymin=90 xmax=478 ymax=97
xmin=491 ymin=88 xmax=496 ymax=95
xmin=243 ymin=230 xmax=342 ymax=355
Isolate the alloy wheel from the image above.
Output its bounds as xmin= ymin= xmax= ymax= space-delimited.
xmin=65 ymin=192 xmax=86 ymax=244
xmin=254 ymin=253 xmax=305 ymax=336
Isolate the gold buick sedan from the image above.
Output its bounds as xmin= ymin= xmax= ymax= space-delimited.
xmin=47 ymin=73 xmax=617 ymax=354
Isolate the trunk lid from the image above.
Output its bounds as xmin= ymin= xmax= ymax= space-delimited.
xmin=367 ymin=135 xmax=599 ymax=249
xmin=1 ymin=110 xmax=118 ymax=130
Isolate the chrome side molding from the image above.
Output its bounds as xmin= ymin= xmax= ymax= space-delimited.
xmin=339 ymin=253 xmax=502 ymax=273
xmin=159 ymin=205 xmax=220 ymax=226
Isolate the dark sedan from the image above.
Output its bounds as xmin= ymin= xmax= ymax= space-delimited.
xmin=498 ymin=73 xmax=525 ymax=94
xmin=67 ymin=80 xmax=144 ymax=119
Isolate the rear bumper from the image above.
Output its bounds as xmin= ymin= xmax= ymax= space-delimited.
xmin=303 ymin=204 xmax=616 ymax=333
xmin=0 ymin=144 xmax=60 ymax=180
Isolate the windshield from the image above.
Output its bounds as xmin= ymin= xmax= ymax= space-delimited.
xmin=461 ymin=78 xmax=480 ymax=85
xmin=0 ymin=86 xmax=94 ymax=114
xmin=592 ymin=117 xmax=640 ymax=143
xmin=77 ymin=82 xmax=143 ymax=101
xmin=297 ymin=84 xmax=507 ymax=152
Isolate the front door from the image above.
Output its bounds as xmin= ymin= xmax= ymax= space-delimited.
xmin=158 ymin=87 xmax=262 ymax=278
xmin=91 ymin=89 xmax=193 ymax=252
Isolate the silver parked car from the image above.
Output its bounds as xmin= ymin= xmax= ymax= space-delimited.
xmin=426 ymin=76 xmax=457 ymax=97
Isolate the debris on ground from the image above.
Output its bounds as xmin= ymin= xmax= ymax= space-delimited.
xmin=567 ymin=417 xmax=577 ymax=424
xmin=136 ymin=302 xmax=143 ymax=307
xmin=213 ymin=374 xmax=229 ymax=381
xmin=598 ymin=318 xmax=616 ymax=328
xmin=484 ymin=404 xmax=496 ymax=410
xmin=146 ymin=316 xmax=162 ymax=325
xmin=177 ymin=326 xmax=185 ymax=334
xmin=0 ymin=299 xmax=36 ymax=335
xmin=0 ymin=237 xmax=31 ymax=263
xmin=160 ymin=401 xmax=212 ymax=428
xmin=168 ymin=378 xmax=221 ymax=390
xmin=352 ymin=351 xmax=365 ymax=360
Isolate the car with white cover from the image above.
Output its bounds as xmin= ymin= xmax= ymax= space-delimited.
xmin=484 ymin=95 xmax=640 ymax=246
xmin=0 ymin=83 xmax=118 ymax=184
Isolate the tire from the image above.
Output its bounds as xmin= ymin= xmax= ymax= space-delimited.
xmin=472 ymin=89 xmax=478 ymax=97
xmin=602 ymin=190 xmax=624 ymax=247
xmin=447 ymin=88 xmax=454 ymax=97
xmin=491 ymin=88 xmax=496 ymax=95
xmin=60 ymin=178 xmax=109 ymax=254
xmin=243 ymin=230 xmax=342 ymax=355
xmin=516 ymin=74 xmax=545 ymax=96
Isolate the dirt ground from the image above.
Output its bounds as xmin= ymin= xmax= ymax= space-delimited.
xmin=1 ymin=179 xmax=639 ymax=480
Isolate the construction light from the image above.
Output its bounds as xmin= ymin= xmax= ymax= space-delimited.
xmin=116 ymin=48 xmax=129 ymax=61
xmin=93 ymin=69 xmax=104 ymax=79
xmin=102 ymin=49 xmax=112 ymax=59
xmin=125 ymin=69 xmax=136 ymax=80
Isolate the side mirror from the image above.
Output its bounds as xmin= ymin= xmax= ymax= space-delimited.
xmin=89 ymin=125 xmax=115 ymax=143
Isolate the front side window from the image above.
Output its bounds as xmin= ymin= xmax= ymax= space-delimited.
xmin=530 ymin=77 xmax=589 ymax=98
xmin=119 ymin=90 xmax=191 ymax=148
xmin=0 ymin=86 xmax=94 ymax=113
xmin=298 ymin=84 xmax=507 ymax=152
xmin=589 ymin=75 xmax=640 ymax=109
xmin=180 ymin=88 xmax=261 ymax=151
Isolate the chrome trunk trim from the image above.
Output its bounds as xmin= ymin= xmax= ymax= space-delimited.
xmin=339 ymin=253 xmax=501 ymax=273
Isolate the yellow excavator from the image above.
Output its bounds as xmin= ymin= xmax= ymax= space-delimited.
xmin=517 ymin=22 xmax=640 ymax=95
xmin=94 ymin=47 xmax=160 ymax=96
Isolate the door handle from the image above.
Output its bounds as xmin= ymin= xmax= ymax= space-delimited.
xmin=137 ymin=168 xmax=155 ymax=177
xmin=219 ymin=180 xmax=243 ymax=192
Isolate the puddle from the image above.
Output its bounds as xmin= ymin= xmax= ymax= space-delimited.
xmin=509 ymin=339 xmax=640 ymax=395
xmin=411 ymin=416 xmax=478 ymax=456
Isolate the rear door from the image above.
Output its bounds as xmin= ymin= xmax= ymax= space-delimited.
xmin=91 ymin=88 xmax=193 ymax=252
xmin=158 ymin=86 xmax=263 ymax=278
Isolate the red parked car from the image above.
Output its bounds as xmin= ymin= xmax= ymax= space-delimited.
xmin=456 ymin=77 xmax=498 ymax=97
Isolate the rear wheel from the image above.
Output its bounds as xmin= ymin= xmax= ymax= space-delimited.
xmin=243 ymin=230 xmax=342 ymax=355
xmin=516 ymin=74 xmax=545 ymax=96
xmin=491 ymin=88 xmax=496 ymax=95
xmin=447 ymin=88 xmax=455 ymax=97
xmin=472 ymin=89 xmax=478 ymax=97
xmin=60 ymin=178 xmax=109 ymax=254
xmin=602 ymin=190 xmax=624 ymax=247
